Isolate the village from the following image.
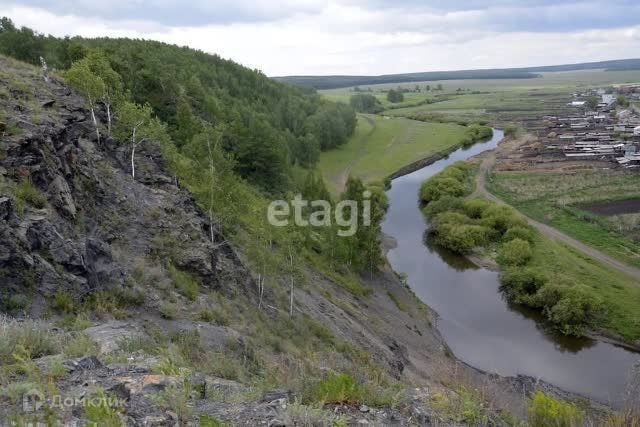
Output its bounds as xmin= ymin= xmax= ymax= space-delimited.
xmin=540 ymin=85 xmax=640 ymax=167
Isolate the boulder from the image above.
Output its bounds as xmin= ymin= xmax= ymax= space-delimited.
xmin=0 ymin=197 xmax=12 ymax=221
xmin=84 ymin=321 xmax=143 ymax=354
xmin=48 ymin=175 xmax=76 ymax=218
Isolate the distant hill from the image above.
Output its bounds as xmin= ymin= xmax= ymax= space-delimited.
xmin=275 ymin=58 xmax=640 ymax=90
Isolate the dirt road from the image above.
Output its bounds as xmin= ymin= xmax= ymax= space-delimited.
xmin=472 ymin=150 xmax=640 ymax=280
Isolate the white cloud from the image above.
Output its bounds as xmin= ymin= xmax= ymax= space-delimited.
xmin=3 ymin=3 xmax=640 ymax=76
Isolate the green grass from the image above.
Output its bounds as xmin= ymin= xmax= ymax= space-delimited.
xmin=527 ymin=234 xmax=640 ymax=341
xmin=488 ymin=170 xmax=640 ymax=269
xmin=318 ymin=113 xmax=468 ymax=193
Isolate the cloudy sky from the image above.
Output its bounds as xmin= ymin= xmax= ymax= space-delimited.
xmin=2 ymin=0 xmax=640 ymax=76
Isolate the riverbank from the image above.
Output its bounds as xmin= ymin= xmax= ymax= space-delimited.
xmin=381 ymin=129 xmax=640 ymax=408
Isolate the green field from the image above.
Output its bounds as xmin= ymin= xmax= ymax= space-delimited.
xmin=318 ymin=114 xmax=468 ymax=194
xmin=488 ymin=170 xmax=640 ymax=269
xmin=321 ymin=70 xmax=640 ymax=125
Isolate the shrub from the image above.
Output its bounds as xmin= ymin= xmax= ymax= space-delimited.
xmin=198 ymin=307 xmax=230 ymax=326
xmin=528 ymin=391 xmax=583 ymax=427
xmin=311 ymin=373 xmax=362 ymax=404
xmin=480 ymin=204 xmax=528 ymax=235
xmin=423 ymin=195 xmax=464 ymax=218
xmin=168 ymin=264 xmax=199 ymax=301
xmin=547 ymin=286 xmax=606 ymax=336
xmin=500 ymin=267 xmax=547 ymax=304
xmin=52 ymin=289 xmax=76 ymax=314
xmin=462 ymin=199 xmax=492 ymax=219
xmin=503 ymin=226 xmax=536 ymax=243
xmin=533 ymin=281 xmax=570 ymax=310
xmin=159 ymin=302 xmax=177 ymax=319
xmin=434 ymin=223 xmax=489 ymax=254
xmin=14 ymin=180 xmax=47 ymax=210
xmin=0 ymin=317 xmax=62 ymax=363
xmin=496 ymin=238 xmax=532 ymax=266
xmin=419 ymin=162 xmax=473 ymax=203
xmin=1 ymin=294 xmax=29 ymax=312
xmin=63 ymin=333 xmax=99 ymax=357
xmin=420 ymin=176 xmax=465 ymax=203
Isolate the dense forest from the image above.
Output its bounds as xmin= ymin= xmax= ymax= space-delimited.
xmin=0 ymin=17 xmax=356 ymax=194
xmin=0 ymin=17 xmax=387 ymax=286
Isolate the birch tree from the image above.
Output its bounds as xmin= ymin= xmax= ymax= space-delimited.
xmin=65 ymin=60 xmax=104 ymax=143
xmin=113 ymin=102 xmax=167 ymax=179
xmin=86 ymin=51 xmax=123 ymax=137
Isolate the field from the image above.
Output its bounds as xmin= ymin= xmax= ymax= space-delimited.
xmin=487 ymin=170 xmax=640 ymax=269
xmin=317 ymin=114 xmax=468 ymax=194
xmin=321 ymin=70 xmax=640 ymax=125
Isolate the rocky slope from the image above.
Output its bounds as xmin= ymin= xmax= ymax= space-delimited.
xmin=0 ymin=56 xmax=600 ymax=425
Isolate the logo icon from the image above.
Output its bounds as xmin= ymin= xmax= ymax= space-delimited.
xmin=22 ymin=389 xmax=45 ymax=412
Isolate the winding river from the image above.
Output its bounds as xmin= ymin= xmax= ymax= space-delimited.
xmin=382 ymin=129 xmax=639 ymax=406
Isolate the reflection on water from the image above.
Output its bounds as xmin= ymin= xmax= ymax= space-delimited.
xmin=382 ymin=129 xmax=639 ymax=406
xmin=423 ymin=233 xmax=480 ymax=272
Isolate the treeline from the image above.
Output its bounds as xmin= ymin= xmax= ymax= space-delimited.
xmin=420 ymin=163 xmax=605 ymax=336
xmin=0 ymin=17 xmax=356 ymax=193
xmin=276 ymin=69 xmax=539 ymax=90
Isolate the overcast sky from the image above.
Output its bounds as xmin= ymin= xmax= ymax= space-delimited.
xmin=2 ymin=0 xmax=640 ymax=76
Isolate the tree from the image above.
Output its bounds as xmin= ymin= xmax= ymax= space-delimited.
xmin=113 ymin=102 xmax=168 ymax=179
xmin=436 ymin=83 xmax=443 ymax=91
xmin=585 ymin=96 xmax=599 ymax=110
xmin=65 ymin=59 xmax=105 ymax=143
xmin=84 ymin=51 xmax=124 ymax=136
xmin=617 ymin=95 xmax=630 ymax=108
xmin=386 ymin=89 xmax=404 ymax=103
xmin=349 ymin=93 xmax=382 ymax=113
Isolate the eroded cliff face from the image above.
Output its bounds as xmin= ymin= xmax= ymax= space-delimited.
xmin=0 ymin=57 xmax=253 ymax=314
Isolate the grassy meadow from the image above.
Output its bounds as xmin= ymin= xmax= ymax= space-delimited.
xmin=317 ymin=114 xmax=469 ymax=194
xmin=487 ymin=170 xmax=640 ymax=269
xmin=320 ymin=69 xmax=640 ymax=125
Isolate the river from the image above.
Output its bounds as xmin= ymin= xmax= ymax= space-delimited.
xmin=381 ymin=129 xmax=639 ymax=406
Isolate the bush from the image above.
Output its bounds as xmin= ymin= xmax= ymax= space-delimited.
xmin=64 ymin=333 xmax=99 ymax=357
xmin=419 ymin=162 xmax=473 ymax=203
xmin=52 ymin=289 xmax=76 ymax=314
xmin=159 ymin=302 xmax=177 ymax=319
xmin=434 ymin=223 xmax=489 ymax=254
xmin=0 ymin=317 xmax=63 ymax=363
xmin=547 ymin=286 xmax=606 ymax=336
xmin=423 ymin=195 xmax=464 ymax=218
xmin=503 ymin=226 xmax=536 ymax=243
xmin=14 ymin=180 xmax=47 ymax=211
xmin=533 ymin=281 xmax=570 ymax=310
xmin=311 ymin=373 xmax=363 ymax=404
xmin=528 ymin=391 xmax=583 ymax=427
xmin=420 ymin=177 xmax=465 ymax=203
xmin=462 ymin=199 xmax=492 ymax=219
xmin=496 ymin=238 xmax=532 ymax=266
xmin=168 ymin=264 xmax=199 ymax=301
xmin=481 ymin=204 xmax=528 ymax=235
xmin=500 ymin=267 xmax=547 ymax=304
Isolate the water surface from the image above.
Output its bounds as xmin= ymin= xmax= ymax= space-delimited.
xmin=382 ymin=130 xmax=639 ymax=406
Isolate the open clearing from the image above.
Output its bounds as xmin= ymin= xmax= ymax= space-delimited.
xmin=318 ymin=114 xmax=468 ymax=193
xmin=487 ymin=169 xmax=640 ymax=269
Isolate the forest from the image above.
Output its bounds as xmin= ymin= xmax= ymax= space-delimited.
xmin=0 ymin=17 xmax=387 ymax=284
xmin=0 ymin=17 xmax=356 ymax=194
